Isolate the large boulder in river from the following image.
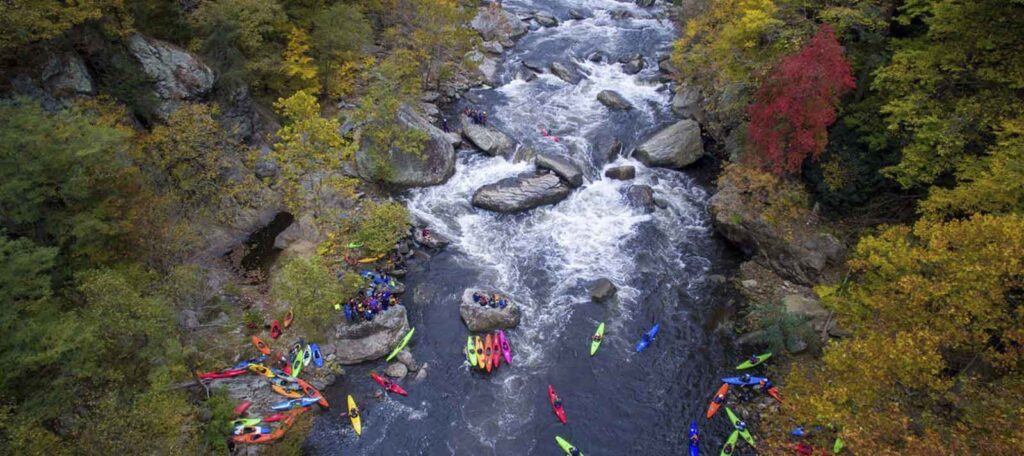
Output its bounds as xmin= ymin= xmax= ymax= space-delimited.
xmin=624 ymin=184 xmax=656 ymax=213
xmin=534 ymin=12 xmax=559 ymax=27
xmin=604 ymin=165 xmax=636 ymax=180
xmin=471 ymin=6 xmax=527 ymax=42
xmin=472 ymin=172 xmax=572 ymax=213
xmin=619 ymin=53 xmax=645 ymax=75
xmin=356 ymin=104 xmax=455 ymax=187
xmin=633 ymin=119 xmax=704 ymax=169
xmin=333 ymin=306 xmax=410 ymax=364
xmin=536 ymin=154 xmax=584 ymax=188
xmin=460 ymin=289 xmax=522 ymax=331
xmin=597 ymin=90 xmax=633 ymax=111
xmin=127 ymin=33 xmax=215 ymax=117
xmin=550 ymin=62 xmax=582 ymax=84
xmin=589 ymin=278 xmax=617 ymax=302
xmin=461 ymin=115 xmax=516 ymax=157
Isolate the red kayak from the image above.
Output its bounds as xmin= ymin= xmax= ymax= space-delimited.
xmin=263 ymin=413 xmax=286 ymax=423
xmin=295 ymin=377 xmax=330 ymax=408
xmin=270 ymin=320 xmax=282 ymax=340
xmin=198 ymin=368 xmax=247 ymax=380
xmin=767 ymin=386 xmax=783 ymax=403
xmin=790 ymin=443 xmax=828 ymax=455
xmin=371 ymin=372 xmax=409 ymax=396
xmin=233 ymin=400 xmax=252 ymax=416
xmin=548 ymin=384 xmax=567 ymax=424
xmin=491 ymin=333 xmax=501 ymax=368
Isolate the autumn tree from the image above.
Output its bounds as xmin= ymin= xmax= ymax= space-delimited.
xmin=272 ymin=254 xmax=355 ymax=339
xmin=281 ymin=26 xmax=321 ymax=95
xmin=0 ymin=0 xmax=124 ymax=52
xmin=309 ymin=2 xmax=373 ymax=98
xmin=747 ymin=24 xmax=855 ymax=176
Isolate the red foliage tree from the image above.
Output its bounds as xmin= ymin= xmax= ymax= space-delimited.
xmin=747 ymin=24 xmax=855 ymax=176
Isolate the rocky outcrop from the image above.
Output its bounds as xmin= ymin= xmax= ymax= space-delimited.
xmin=604 ymin=165 xmax=636 ymax=180
xmin=356 ymin=104 xmax=456 ymax=187
xmin=633 ymin=119 xmax=704 ymax=169
xmin=472 ymin=172 xmax=572 ymax=213
xmin=522 ymin=59 xmax=545 ymax=72
xmin=41 ymin=52 xmax=94 ymax=97
xmin=334 ymin=306 xmax=411 ymax=364
xmin=471 ymin=6 xmax=527 ymax=42
xmin=550 ymin=61 xmax=581 ymax=84
xmin=482 ymin=41 xmax=504 ymax=55
xmin=460 ymin=289 xmax=522 ymax=331
xmin=535 ymin=154 xmax=584 ymax=188
xmin=535 ymin=12 xmax=559 ymax=27
xmin=127 ymin=33 xmax=215 ymax=117
xmin=671 ymin=85 xmax=705 ymax=124
xmin=590 ymin=278 xmax=617 ymax=302
xmin=466 ymin=51 xmax=500 ymax=86
xmin=461 ymin=115 xmax=516 ymax=157
xmin=597 ymin=90 xmax=633 ymax=110
xmin=624 ymin=184 xmax=656 ymax=213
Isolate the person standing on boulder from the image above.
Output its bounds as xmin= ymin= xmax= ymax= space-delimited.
xmin=441 ymin=117 xmax=449 ymax=132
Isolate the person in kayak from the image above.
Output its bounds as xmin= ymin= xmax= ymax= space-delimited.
xmin=740 ymin=373 xmax=751 ymax=383
xmin=553 ymin=398 xmax=563 ymax=409
xmin=713 ymin=394 xmax=725 ymax=404
xmin=345 ymin=407 xmax=359 ymax=419
xmin=722 ymin=443 xmax=735 ymax=455
xmin=736 ymin=420 xmax=747 ymax=432
xmin=748 ymin=354 xmax=759 ymax=364
xmin=690 ymin=433 xmax=699 ymax=445
xmin=569 ymin=448 xmax=580 ymax=456
xmin=592 ymin=333 xmax=604 ymax=342
xmin=759 ymin=378 xmax=774 ymax=392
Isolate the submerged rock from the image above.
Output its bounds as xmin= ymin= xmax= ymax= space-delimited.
xmin=535 ymin=154 xmax=584 ymax=188
xmin=634 ymin=119 xmax=704 ymax=169
xmin=461 ymin=115 xmax=516 ymax=157
xmin=624 ymin=184 xmax=656 ymax=213
xmin=460 ymin=288 xmax=522 ymax=331
xmin=550 ymin=61 xmax=581 ymax=84
xmin=597 ymin=90 xmax=633 ymax=110
xmin=619 ymin=53 xmax=645 ymax=75
xmin=333 ymin=306 xmax=410 ymax=364
xmin=471 ymin=172 xmax=572 ymax=213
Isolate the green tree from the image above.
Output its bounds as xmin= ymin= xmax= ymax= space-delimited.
xmin=282 ymin=26 xmax=321 ymax=95
xmin=309 ymin=2 xmax=372 ymax=98
xmin=0 ymin=0 xmax=124 ymax=52
xmin=190 ymin=0 xmax=288 ymax=97
xmin=353 ymin=50 xmax=427 ymax=180
xmin=352 ymin=201 xmax=409 ymax=256
xmin=272 ymin=254 xmax=352 ymax=339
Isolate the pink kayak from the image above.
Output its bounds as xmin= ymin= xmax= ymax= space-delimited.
xmin=498 ymin=330 xmax=512 ymax=365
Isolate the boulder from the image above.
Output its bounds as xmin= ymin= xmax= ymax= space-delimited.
xmin=610 ymin=9 xmax=634 ymax=20
xmin=636 ymin=0 xmax=656 ymax=6
xmin=522 ymin=59 xmax=546 ymax=72
xmin=127 ymin=33 xmax=215 ymax=117
xmin=633 ymin=119 xmax=704 ymax=169
xmin=482 ymin=41 xmax=504 ymax=55
xmin=607 ymin=138 xmax=624 ymax=161
xmin=513 ymin=147 xmax=537 ymax=163
xmin=597 ymin=90 xmax=633 ymax=110
xmin=333 ymin=306 xmax=410 ymax=364
xmin=535 ymin=12 xmax=559 ymax=27
xmin=472 ymin=172 xmax=572 ymax=213
xmin=589 ymin=278 xmax=617 ymax=302
xmin=461 ymin=115 xmax=516 ymax=157
xmin=413 ymin=227 xmax=450 ymax=249
xmin=604 ymin=165 xmax=636 ymax=180
xmin=466 ymin=51 xmax=500 ymax=86
xmin=568 ymin=9 xmax=586 ymax=20
xmin=586 ymin=50 xmax=609 ymax=63
xmin=384 ymin=362 xmax=408 ymax=379
xmin=396 ymin=349 xmax=416 ymax=369
xmin=41 ymin=52 xmax=94 ymax=97
xmin=471 ymin=6 xmax=528 ymax=41
xmin=414 ymin=363 xmax=429 ymax=381
xmin=624 ymin=184 xmax=656 ymax=213
xmin=619 ymin=53 xmax=645 ymax=75
xmin=535 ymin=154 xmax=584 ymax=188
xmin=671 ymin=85 xmax=705 ymax=123
xmin=550 ymin=61 xmax=581 ymax=84
xmin=460 ymin=288 xmax=522 ymax=331
xmin=516 ymin=66 xmax=538 ymax=82
xmin=783 ymin=294 xmax=829 ymax=320
xmin=736 ymin=330 xmax=766 ymax=347
xmin=356 ymin=104 xmax=456 ymax=187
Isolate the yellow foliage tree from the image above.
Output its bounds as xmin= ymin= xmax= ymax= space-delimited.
xmin=282 ymin=26 xmax=321 ymax=95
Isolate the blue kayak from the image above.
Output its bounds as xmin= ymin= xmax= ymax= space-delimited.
xmin=271 ymin=397 xmax=320 ymax=411
xmin=635 ymin=324 xmax=660 ymax=353
xmin=230 ymin=355 xmax=267 ymax=370
xmin=791 ymin=426 xmax=808 ymax=437
xmin=721 ymin=376 xmax=767 ymax=386
xmin=310 ymin=343 xmax=324 ymax=367
xmin=688 ymin=420 xmax=699 ymax=456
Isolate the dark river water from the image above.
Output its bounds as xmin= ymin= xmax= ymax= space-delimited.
xmin=309 ymin=1 xmax=744 ymax=454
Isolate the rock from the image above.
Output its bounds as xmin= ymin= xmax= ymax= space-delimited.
xmin=466 ymin=51 xmax=500 ymax=86
xmin=597 ymin=90 xmax=633 ymax=110
xmin=127 ymin=33 xmax=215 ymax=117
xmin=414 ymin=363 xmax=428 ymax=381
xmin=471 ymin=6 xmax=528 ymax=41
xmin=461 ymin=115 xmax=516 ymax=157
xmin=589 ymin=278 xmax=617 ymax=302
xmin=657 ymin=54 xmax=676 ymax=75
xmin=460 ymin=288 xmax=523 ymax=331
xmin=516 ymin=66 xmax=538 ymax=82
xmin=535 ymin=154 xmax=584 ymax=188
xmin=513 ymin=147 xmax=537 ymax=163
xmin=219 ymin=85 xmax=274 ymax=145
xmin=568 ymin=9 xmax=586 ymax=20
xmin=624 ymin=184 xmax=656 ymax=213
xmin=373 ymin=390 xmax=384 ymax=399
xmin=356 ymin=104 xmax=456 ymax=187
xmin=522 ymin=59 xmax=545 ymax=72
xmin=736 ymin=330 xmax=766 ymax=347
xmin=619 ymin=53 xmax=645 ymax=75
xmin=472 ymin=172 xmax=572 ymax=213
xmin=636 ymin=0 xmax=656 ymax=6
xmin=633 ymin=119 xmax=704 ymax=169
xmin=445 ymin=132 xmax=462 ymax=147
xmin=607 ymin=138 xmax=624 ymax=161
xmin=654 ymin=197 xmax=669 ymax=209
xmin=671 ymin=85 xmax=705 ymax=123
xmin=586 ymin=50 xmax=609 ymax=63
xmin=535 ymin=12 xmax=559 ymax=27
xmin=783 ymin=294 xmax=829 ymax=320
xmin=549 ymin=61 xmax=581 ymax=84
xmin=482 ymin=40 xmax=504 ymax=55
xmin=333 ymin=306 xmax=410 ymax=364
xmin=604 ymin=165 xmax=636 ymax=180
xmin=708 ymin=274 xmax=727 ymax=285
xmin=610 ymin=9 xmax=634 ymax=20
xmin=413 ymin=227 xmax=450 ymax=249
xmin=419 ymin=102 xmax=440 ymax=119
xmin=741 ymin=279 xmax=758 ymax=289
xmin=421 ymin=91 xmax=441 ymax=103
xmin=788 ymin=337 xmax=809 ymax=354
xmin=41 ymin=52 xmax=94 ymax=97
xmin=179 ymin=310 xmax=200 ymax=331
xmin=384 ymin=362 xmax=408 ymax=379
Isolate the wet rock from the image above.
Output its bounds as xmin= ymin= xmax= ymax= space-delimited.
xmin=413 ymin=227 xmax=450 ymax=249
xmin=516 ymin=66 xmax=538 ymax=82
xmin=471 ymin=6 xmax=528 ymax=41
xmin=610 ymin=9 xmax=634 ymax=20
xmin=587 ymin=50 xmax=609 ymax=63
xmin=333 ymin=306 xmax=410 ymax=364
xmin=535 ymin=154 xmax=584 ymax=188
xmin=636 ymin=0 xmax=656 ymax=7
xmin=604 ymin=165 xmax=636 ymax=180
xmin=471 ymin=172 xmax=572 ymax=213
xmin=461 ymin=115 xmax=516 ymax=157
xmin=396 ymin=349 xmax=414 ymax=367
xmin=624 ymin=184 xmax=656 ymax=213
xmin=127 ymin=33 xmax=214 ymax=117
xmin=671 ymin=85 xmax=705 ymax=124
xmin=513 ymin=147 xmax=537 ymax=163
xmin=568 ymin=9 xmax=586 ymax=20
xmin=374 ymin=390 xmax=384 ymax=399
xmin=590 ymin=278 xmax=617 ymax=302
xmin=607 ymin=138 xmax=624 ymax=161
xmin=550 ymin=61 xmax=581 ymax=84
xmin=522 ymin=59 xmax=546 ymax=72
xmin=414 ymin=363 xmax=429 ymax=381
xmin=535 ymin=12 xmax=558 ymax=27
xmin=597 ymin=90 xmax=633 ymax=110
xmin=654 ymin=197 xmax=669 ymax=209
xmin=385 ymin=362 xmax=408 ymax=379
xmin=460 ymin=288 xmax=522 ymax=331
xmin=356 ymin=104 xmax=455 ymax=187
xmin=634 ymin=119 xmax=704 ymax=169
xmin=482 ymin=41 xmax=504 ymax=55
xmin=619 ymin=53 xmax=645 ymax=75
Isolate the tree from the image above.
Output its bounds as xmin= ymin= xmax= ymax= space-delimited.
xmin=353 ymin=50 xmax=427 ymax=180
xmin=190 ymin=0 xmax=288 ymax=97
xmin=747 ymin=24 xmax=855 ymax=176
xmin=272 ymin=255 xmax=352 ymax=339
xmin=403 ymin=0 xmax=477 ymax=88
xmin=282 ymin=26 xmax=321 ymax=95
xmin=0 ymin=0 xmax=123 ymax=52
xmin=309 ymin=2 xmax=373 ymax=98
xmin=352 ymin=201 xmax=409 ymax=256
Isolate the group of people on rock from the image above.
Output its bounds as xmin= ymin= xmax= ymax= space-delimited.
xmin=339 ymin=272 xmax=401 ymax=322
xmin=463 ymin=107 xmax=489 ymax=126
xmin=472 ymin=291 xmax=508 ymax=309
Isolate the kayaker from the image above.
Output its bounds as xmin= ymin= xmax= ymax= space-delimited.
xmin=748 ymin=354 xmax=759 ymax=364
xmin=690 ymin=434 xmax=699 ymax=445
xmin=740 ymin=373 xmax=751 ymax=383
xmin=569 ymin=448 xmax=580 ymax=456
xmin=592 ymin=333 xmax=603 ymax=342
xmin=759 ymin=378 xmax=774 ymax=392
xmin=553 ymin=398 xmax=563 ymax=409
xmin=712 ymin=394 xmax=724 ymax=404
xmin=736 ymin=420 xmax=747 ymax=432
xmin=722 ymin=443 xmax=734 ymax=455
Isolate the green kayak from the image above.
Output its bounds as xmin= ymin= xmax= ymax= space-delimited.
xmin=736 ymin=352 xmax=772 ymax=369
xmin=725 ymin=407 xmax=755 ymax=446
xmin=834 ymin=436 xmax=845 ymax=453
xmin=466 ymin=336 xmax=477 ymax=365
xmin=346 ymin=242 xmax=363 ymax=248
xmin=386 ymin=327 xmax=415 ymax=362
xmin=590 ymin=322 xmax=605 ymax=356
xmin=291 ymin=346 xmax=304 ymax=378
xmin=555 ymin=436 xmax=583 ymax=455
xmin=230 ymin=418 xmax=261 ymax=428
xmin=719 ymin=430 xmax=739 ymax=456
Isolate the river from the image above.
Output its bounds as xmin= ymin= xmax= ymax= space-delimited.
xmin=309 ymin=1 xmax=742 ymax=454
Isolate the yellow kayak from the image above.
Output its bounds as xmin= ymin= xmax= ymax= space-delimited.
xmin=475 ymin=336 xmax=485 ymax=370
xmin=347 ymin=395 xmax=361 ymax=436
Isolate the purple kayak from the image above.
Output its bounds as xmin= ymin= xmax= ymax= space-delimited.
xmin=498 ymin=330 xmax=513 ymax=365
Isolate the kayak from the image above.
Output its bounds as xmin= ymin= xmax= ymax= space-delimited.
xmin=282 ymin=310 xmax=294 ymax=329
xmin=272 ymin=384 xmax=303 ymax=398
xmin=720 ymin=430 xmax=739 ymax=456
xmin=232 ymin=428 xmax=285 ymax=444
xmin=290 ymin=347 xmax=304 ymax=378
xmin=466 ymin=336 xmax=477 ymax=366
xmin=706 ymin=383 xmax=729 ymax=418
xmin=252 ymin=335 xmax=271 ymax=355
xmin=491 ymin=332 xmax=501 ymax=368
xmin=357 ymin=253 xmax=386 ymax=264
xmin=230 ymin=418 xmax=262 ymax=428
xmin=302 ymin=345 xmax=313 ymax=367
xmin=247 ymin=364 xmax=275 ymax=378
xmin=590 ymin=322 xmax=605 ymax=356
xmin=484 ymin=333 xmax=494 ymax=373
xmin=233 ymin=425 xmax=272 ymax=435
xmin=736 ymin=352 xmax=772 ymax=370
xmin=498 ymin=330 xmax=512 ymax=365
xmin=688 ymin=420 xmax=699 ymax=456
xmin=295 ymin=377 xmax=330 ymax=408
xmin=386 ymin=327 xmax=415 ymax=362
xmin=233 ymin=401 xmax=252 ymax=416
xmin=721 ymin=376 xmax=767 ymax=386
xmin=555 ymin=436 xmax=582 ymax=455
xmin=475 ymin=336 xmax=485 ymax=369
xmin=371 ymin=372 xmax=409 ymax=396
xmin=230 ymin=355 xmax=267 ymax=370
xmin=833 ymin=437 xmax=845 ymax=453
xmin=269 ymin=377 xmax=301 ymax=390
xmin=263 ymin=413 xmax=286 ymax=423
xmin=767 ymin=386 xmax=783 ymax=402
xmin=346 ymin=242 xmax=363 ymax=248
xmin=725 ymin=407 xmax=755 ymax=446
xmin=199 ymin=368 xmax=248 ymax=380
xmin=271 ymin=397 xmax=318 ymax=411
xmin=347 ymin=395 xmax=361 ymax=436
xmin=635 ymin=323 xmax=660 ymax=353
xmin=548 ymin=384 xmax=567 ymax=424
xmin=310 ymin=343 xmax=324 ymax=368
xmin=270 ymin=367 xmax=295 ymax=381
xmin=270 ymin=320 xmax=282 ymax=339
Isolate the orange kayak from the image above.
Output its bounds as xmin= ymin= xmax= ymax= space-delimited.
xmin=484 ymin=334 xmax=494 ymax=373
xmin=491 ymin=333 xmax=501 ymax=368
xmin=706 ymin=383 xmax=729 ymax=418
xmin=295 ymin=377 xmax=330 ymax=408
xmin=232 ymin=428 xmax=285 ymax=444
xmin=768 ymin=386 xmax=783 ymax=403
xmin=252 ymin=335 xmax=271 ymax=355
xmin=283 ymin=310 xmax=294 ymax=329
